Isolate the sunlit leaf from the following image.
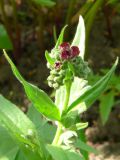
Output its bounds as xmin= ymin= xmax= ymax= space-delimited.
xmin=45 ymin=50 xmax=55 ymax=65
xmin=67 ymin=58 xmax=118 ymax=113
xmin=55 ymin=77 xmax=90 ymax=114
xmin=3 ymin=50 xmax=61 ymax=121
xmin=55 ymin=25 xmax=67 ymax=48
xmin=72 ymin=16 xmax=85 ymax=59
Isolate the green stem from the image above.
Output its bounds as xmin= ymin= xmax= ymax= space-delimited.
xmin=52 ymin=82 xmax=71 ymax=145
xmin=52 ymin=122 xmax=62 ymax=145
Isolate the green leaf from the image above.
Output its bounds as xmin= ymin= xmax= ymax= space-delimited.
xmin=3 ymin=50 xmax=61 ymax=121
xmin=27 ymin=105 xmax=56 ymax=143
xmin=55 ymin=77 xmax=90 ymax=114
xmin=32 ymin=0 xmax=55 ymax=7
xmin=0 ymin=95 xmax=47 ymax=160
xmin=46 ymin=145 xmax=84 ymax=160
xmin=45 ymin=50 xmax=55 ymax=65
xmin=67 ymin=58 xmax=118 ymax=113
xmin=75 ymin=139 xmax=98 ymax=154
xmin=15 ymin=150 xmax=26 ymax=160
xmin=56 ymin=77 xmax=90 ymax=127
xmin=55 ymin=25 xmax=68 ymax=48
xmin=70 ymin=122 xmax=88 ymax=131
xmin=0 ymin=95 xmax=39 ymax=148
xmin=99 ymin=91 xmax=114 ymax=125
xmin=77 ymin=130 xmax=88 ymax=160
xmin=0 ymin=25 xmax=13 ymax=49
xmin=72 ymin=16 xmax=85 ymax=59
xmin=0 ymin=126 xmax=18 ymax=160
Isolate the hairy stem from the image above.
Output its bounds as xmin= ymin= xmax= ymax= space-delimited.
xmin=52 ymin=82 xmax=71 ymax=145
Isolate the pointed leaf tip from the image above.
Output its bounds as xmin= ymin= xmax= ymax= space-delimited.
xmin=3 ymin=50 xmax=61 ymax=121
xmin=72 ymin=15 xmax=85 ymax=59
xmin=55 ymin=25 xmax=68 ymax=48
xmin=45 ymin=50 xmax=55 ymax=65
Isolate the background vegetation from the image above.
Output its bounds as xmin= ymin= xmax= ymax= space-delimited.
xmin=0 ymin=0 xmax=120 ymax=159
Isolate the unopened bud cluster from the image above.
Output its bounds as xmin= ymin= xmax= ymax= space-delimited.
xmin=47 ymin=42 xmax=90 ymax=89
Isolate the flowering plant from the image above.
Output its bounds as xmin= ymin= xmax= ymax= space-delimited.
xmin=0 ymin=16 xmax=118 ymax=160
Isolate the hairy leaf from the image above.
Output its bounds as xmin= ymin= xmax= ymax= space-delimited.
xmin=55 ymin=77 xmax=90 ymax=114
xmin=45 ymin=50 xmax=55 ymax=65
xmin=72 ymin=16 xmax=85 ymax=59
xmin=55 ymin=25 xmax=67 ymax=48
xmin=67 ymin=58 xmax=118 ymax=113
xmin=3 ymin=50 xmax=60 ymax=121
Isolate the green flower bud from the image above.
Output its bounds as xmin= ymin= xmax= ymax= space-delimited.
xmin=52 ymin=83 xmax=59 ymax=89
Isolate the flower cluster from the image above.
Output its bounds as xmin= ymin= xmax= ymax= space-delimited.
xmin=60 ymin=42 xmax=80 ymax=60
xmin=47 ymin=42 xmax=90 ymax=89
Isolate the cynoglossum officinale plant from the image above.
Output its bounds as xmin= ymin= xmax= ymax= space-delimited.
xmin=0 ymin=16 xmax=118 ymax=160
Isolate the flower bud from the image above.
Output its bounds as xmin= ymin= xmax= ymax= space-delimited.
xmin=47 ymin=41 xmax=90 ymax=89
xmin=71 ymin=46 xmax=80 ymax=58
xmin=59 ymin=42 xmax=70 ymax=51
xmin=61 ymin=50 xmax=71 ymax=60
xmin=55 ymin=61 xmax=62 ymax=70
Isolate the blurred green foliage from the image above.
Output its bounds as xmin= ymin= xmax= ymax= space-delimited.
xmin=0 ymin=24 xmax=13 ymax=49
xmin=89 ymin=70 xmax=120 ymax=125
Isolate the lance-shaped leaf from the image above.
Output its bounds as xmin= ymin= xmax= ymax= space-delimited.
xmin=3 ymin=50 xmax=60 ymax=121
xmin=45 ymin=50 xmax=55 ymax=65
xmin=55 ymin=77 xmax=90 ymax=114
xmin=67 ymin=58 xmax=118 ymax=113
xmin=55 ymin=25 xmax=67 ymax=48
xmin=71 ymin=16 xmax=85 ymax=59
xmin=56 ymin=77 xmax=90 ymax=127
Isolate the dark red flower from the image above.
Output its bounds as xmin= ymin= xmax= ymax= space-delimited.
xmin=55 ymin=61 xmax=62 ymax=69
xmin=71 ymin=46 xmax=80 ymax=58
xmin=59 ymin=42 xmax=70 ymax=51
xmin=61 ymin=50 xmax=71 ymax=60
xmin=59 ymin=42 xmax=80 ymax=60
